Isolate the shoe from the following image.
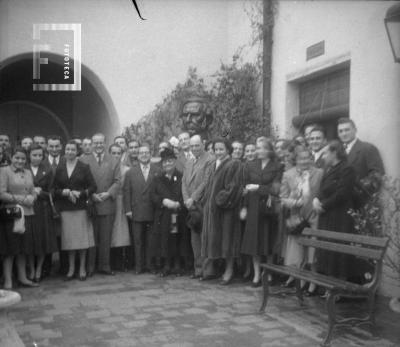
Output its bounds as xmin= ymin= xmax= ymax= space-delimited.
xmin=199 ymin=274 xmax=218 ymax=281
xmin=241 ymin=274 xmax=251 ymax=283
xmin=64 ymin=274 xmax=75 ymax=281
xmin=79 ymin=274 xmax=87 ymax=281
xmin=99 ymin=270 xmax=115 ymax=276
xmin=251 ymin=280 xmax=262 ymax=288
xmin=33 ymin=276 xmax=41 ymax=283
xmin=190 ymin=273 xmax=201 ymax=279
xmin=18 ymin=280 xmax=39 ymax=288
xmin=87 ymin=271 xmax=94 ymax=278
xmin=281 ymin=280 xmax=295 ymax=288
xmin=220 ymin=277 xmax=233 ymax=286
xmin=304 ymin=290 xmax=317 ymax=297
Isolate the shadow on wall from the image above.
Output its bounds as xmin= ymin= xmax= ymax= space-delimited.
xmin=0 ymin=52 xmax=119 ymax=144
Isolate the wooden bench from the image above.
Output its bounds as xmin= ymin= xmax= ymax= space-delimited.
xmin=259 ymin=228 xmax=389 ymax=347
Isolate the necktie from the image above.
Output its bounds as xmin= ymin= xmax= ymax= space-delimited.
xmin=97 ymin=153 xmax=102 ymax=165
xmin=51 ymin=158 xmax=57 ymax=169
xmin=143 ymin=165 xmax=149 ymax=181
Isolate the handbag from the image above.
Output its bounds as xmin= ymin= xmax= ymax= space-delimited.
xmin=86 ymin=198 xmax=97 ymax=219
xmin=0 ymin=205 xmax=22 ymax=220
xmin=286 ymin=210 xmax=314 ymax=236
xmin=49 ymin=193 xmax=60 ymax=220
xmin=12 ymin=205 xmax=25 ymax=234
xmin=261 ymin=195 xmax=279 ymax=217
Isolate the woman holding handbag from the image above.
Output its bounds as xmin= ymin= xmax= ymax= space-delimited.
xmin=241 ymin=137 xmax=283 ymax=287
xmin=280 ymin=146 xmax=323 ymax=295
xmin=53 ymin=140 xmax=97 ymax=281
xmin=0 ymin=147 xmax=38 ymax=289
xmin=26 ymin=144 xmax=58 ymax=282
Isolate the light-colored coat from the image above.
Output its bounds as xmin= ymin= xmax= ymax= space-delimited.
xmin=80 ymin=152 xmax=121 ymax=215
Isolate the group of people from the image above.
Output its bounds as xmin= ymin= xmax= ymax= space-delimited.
xmin=0 ymin=117 xmax=385 ymax=295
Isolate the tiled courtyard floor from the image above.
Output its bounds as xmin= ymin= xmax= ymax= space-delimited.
xmin=5 ymin=272 xmax=400 ymax=347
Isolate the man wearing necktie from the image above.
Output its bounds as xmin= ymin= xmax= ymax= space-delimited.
xmin=308 ymin=125 xmax=327 ymax=169
xmin=80 ymin=133 xmax=121 ymax=276
xmin=337 ymin=118 xmax=384 ymax=208
xmin=42 ymin=135 xmax=66 ymax=277
xmin=124 ymin=143 xmax=161 ymax=273
xmin=175 ymin=132 xmax=193 ymax=173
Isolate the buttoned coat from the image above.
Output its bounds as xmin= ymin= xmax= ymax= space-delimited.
xmin=181 ymin=151 xmax=214 ymax=206
xmin=123 ymin=162 xmax=161 ymax=222
xmin=80 ymin=153 xmax=121 ymax=215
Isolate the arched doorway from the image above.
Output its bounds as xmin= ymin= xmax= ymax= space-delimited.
xmin=0 ymin=52 xmax=119 ymax=145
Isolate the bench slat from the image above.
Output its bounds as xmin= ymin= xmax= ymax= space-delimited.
xmin=297 ymin=237 xmax=383 ymax=260
xmin=302 ymin=228 xmax=389 ymax=248
xmin=260 ymin=263 xmax=369 ymax=293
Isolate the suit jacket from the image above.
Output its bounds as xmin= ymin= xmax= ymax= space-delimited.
xmin=347 ymin=139 xmax=384 ymax=181
xmin=42 ymin=155 xmax=65 ymax=186
xmin=176 ymin=151 xmax=191 ymax=173
xmin=53 ymin=160 xmax=97 ymax=211
xmin=29 ymin=162 xmax=53 ymax=202
xmin=80 ymin=152 xmax=121 ymax=215
xmin=181 ymin=151 xmax=214 ymax=205
xmin=123 ymin=162 xmax=161 ymax=222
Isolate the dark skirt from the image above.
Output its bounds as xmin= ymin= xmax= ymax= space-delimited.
xmin=0 ymin=215 xmax=35 ymax=256
xmin=24 ymin=200 xmax=58 ymax=255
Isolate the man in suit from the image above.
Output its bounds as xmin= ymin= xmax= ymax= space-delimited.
xmin=176 ymin=132 xmax=193 ymax=173
xmin=33 ymin=135 xmax=47 ymax=153
xmin=42 ymin=135 xmax=66 ymax=276
xmin=337 ymin=118 xmax=384 ymax=207
xmin=182 ymin=135 xmax=214 ymax=279
xmin=81 ymin=133 xmax=121 ymax=276
xmin=309 ymin=125 xmax=327 ymax=169
xmin=124 ymin=143 xmax=161 ymax=273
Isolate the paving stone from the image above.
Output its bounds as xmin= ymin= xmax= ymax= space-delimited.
xmin=7 ymin=273 xmax=398 ymax=347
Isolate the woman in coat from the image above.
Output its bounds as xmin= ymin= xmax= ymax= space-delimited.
xmin=53 ymin=140 xmax=97 ymax=281
xmin=151 ymin=148 xmax=188 ymax=276
xmin=241 ymin=137 xmax=283 ymax=287
xmin=201 ymin=139 xmax=243 ymax=285
xmin=0 ymin=147 xmax=38 ymax=289
xmin=313 ymin=140 xmax=356 ymax=281
xmin=280 ymin=146 xmax=323 ymax=294
xmin=109 ymin=144 xmax=131 ymax=271
xmin=26 ymin=144 xmax=58 ymax=282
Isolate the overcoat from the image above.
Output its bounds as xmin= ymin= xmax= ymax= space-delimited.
xmin=151 ymin=169 xmax=189 ymax=258
xmin=241 ymin=159 xmax=283 ymax=257
xmin=201 ymin=157 xmax=243 ymax=259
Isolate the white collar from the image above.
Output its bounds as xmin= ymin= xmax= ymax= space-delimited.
xmin=345 ymin=138 xmax=358 ymax=153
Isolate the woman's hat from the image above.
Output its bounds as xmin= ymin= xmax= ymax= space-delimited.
xmin=160 ymin=147 xmax=177 ymax=161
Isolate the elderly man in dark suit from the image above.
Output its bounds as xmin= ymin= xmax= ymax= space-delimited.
xmin=182 ymin=135 xmax=214 ymax=279
xmin=124 ymin=143 xmax=161 ymax=273
xmin=337 ymin=118 xmax=384 ymax=208
xmin=80 ymin=133 xmax=121 ymax=276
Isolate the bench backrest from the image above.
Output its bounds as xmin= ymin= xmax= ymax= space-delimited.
xmin=298 ymin=228 xmax=389 ymax=261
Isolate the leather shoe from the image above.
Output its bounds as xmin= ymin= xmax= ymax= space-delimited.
xmin=199 ymin=274 xmax=218 ymax=281
xmin=79 ymin=275 xmax=87 ymax=281
xmin=64 ymin=275 xmax=74 ymax=282
xmin=220 ymin=277 xmax=233 ymax=286
xmin=190 ymin=273 xmax=201 ymax=279
xmin=99 ymin=270 xmax=115 ymax=276
xmin=251 ymin=280 xmax=262 ymax=288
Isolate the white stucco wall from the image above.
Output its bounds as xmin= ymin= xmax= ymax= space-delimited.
xmin=271 ymin=0 xmax=400 ymax=178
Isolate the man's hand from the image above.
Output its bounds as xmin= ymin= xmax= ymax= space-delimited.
xmin=92 ymin=193 xmax=102 ymax=203
xmin=126 ymin=211 xmax=133 ymax=219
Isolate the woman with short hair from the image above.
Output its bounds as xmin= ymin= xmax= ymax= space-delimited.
xmin=53 ymin=140 xmax=97 ymax=281
xmin=0 ymin=147 xmax=38 ymax=289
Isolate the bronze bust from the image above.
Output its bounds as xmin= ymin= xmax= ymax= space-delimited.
xmin=180 ymin=96 xmax=213 ymax=138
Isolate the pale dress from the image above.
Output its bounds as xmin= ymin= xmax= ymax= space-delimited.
xmin=111 ymin=164 xmax=131 ymax=247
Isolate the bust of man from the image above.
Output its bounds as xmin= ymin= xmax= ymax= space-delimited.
xmin=180 ymin=96 xmax=213 ymax=138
